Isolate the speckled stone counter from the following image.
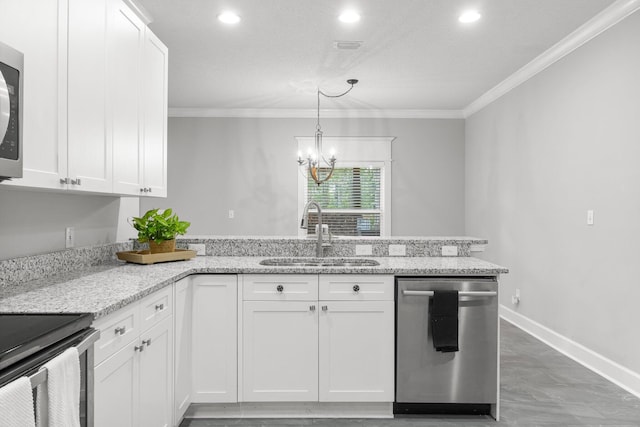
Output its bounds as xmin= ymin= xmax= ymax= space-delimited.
xmin=0 ymin=256 xmax=508 ymax=319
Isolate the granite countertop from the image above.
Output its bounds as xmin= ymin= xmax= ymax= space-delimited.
xmin=0 ymin=256 xmax=508 ymax=319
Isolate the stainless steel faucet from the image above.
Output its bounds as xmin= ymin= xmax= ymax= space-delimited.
xmin=300 ymin=200 xmax=324 ymax=257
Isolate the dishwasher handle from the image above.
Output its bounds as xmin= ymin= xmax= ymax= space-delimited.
xmin=402 ymin=290 xmax=497 ymax=297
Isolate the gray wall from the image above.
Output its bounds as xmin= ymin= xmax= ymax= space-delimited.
xmin=0 ymin=187 xmax=135 ymax=260
xmin=465 ymin=10 xmax=640 ymax=373
xmin=142 ymin=117 xmax=465 ymax=236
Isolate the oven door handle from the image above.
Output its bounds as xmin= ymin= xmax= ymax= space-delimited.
xmin=28 ymin=329 xmax=100 ymax=388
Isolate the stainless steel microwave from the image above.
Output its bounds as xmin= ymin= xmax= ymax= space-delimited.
xmin=0 ymin=40 xmax=23 ymax=181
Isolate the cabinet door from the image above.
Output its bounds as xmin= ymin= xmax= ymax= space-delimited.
xmin=174 ymin=277 xmax=192 ymax=423
xmin=192 ymin=275 xmax=237 ymax=403
xmin=243 ymin=301 xmax=318 ymax=402
xmin=66 ymin=0 xmax=112 ymax=193
xmin=94 ymin=343 xmax=138 ymax=427
xmin=0 ymin=0 xmax=66 ymax=189
xmin=110 ymin=0 xmax=144 ymax=195
xmin=138 ymin=315 xmax=173 ymax=427
xmin=318 ymin=301 xmax=394 ymax=402
xmin=141 ymin=30 xmax=168 ymax=197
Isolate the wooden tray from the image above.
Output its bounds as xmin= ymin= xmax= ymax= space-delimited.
xmin=116 ymin=249 xmax=197 ymax=265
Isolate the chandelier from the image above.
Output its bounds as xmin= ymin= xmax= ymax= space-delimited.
xmin=298 ymin=79 xmax=358 ymax=186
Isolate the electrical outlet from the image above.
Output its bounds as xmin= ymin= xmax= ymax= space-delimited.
xmin=188 ymin=243 xmax=206 ymax=256
xmin=512 ymin=288 xmax=521 ymax=305
xmin=355 ymin=244 xmax=373 ymax=256
xmin=587 ymin=209 xmax=594 ymax=225
xmin=228 ymin=209 xmax=235 ymax=219
xmin=441 ymin=245 xmax=458 ymax=256
xmin=65 ymin=227 xmax=75 ymax=248
xmin=388 ymin=244 xmax=406 ymax=256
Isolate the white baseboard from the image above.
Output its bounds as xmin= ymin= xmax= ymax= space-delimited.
xmin=185 ymin=402 xmax=393 ymax=419
xmin=500 ymin=305 xmax=640 ymax=399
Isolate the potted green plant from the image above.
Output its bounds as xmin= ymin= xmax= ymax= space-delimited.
xmin=131 ymin=208 xmax=191 ymax=253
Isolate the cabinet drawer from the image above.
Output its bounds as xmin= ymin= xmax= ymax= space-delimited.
xmin=243 ymin=275 xmax=318 ymax=301
xmin=319 ymin=275 xmax=394 ymax=301
xmin=93 ymin=303 xmax=139 ymax=365
xmin=139 ymin=286 xmax=173 ymax=332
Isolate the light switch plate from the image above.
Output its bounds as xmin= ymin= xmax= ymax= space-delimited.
xmin=441 ymin=245 xmax=458 ymax=256
xmin=355 ymin=244 xmax=373 ymax=256
xmin=388 ymin=244 xmax=406 ymax=256
xmin=188 ymin=243 xmax=206 ymax=256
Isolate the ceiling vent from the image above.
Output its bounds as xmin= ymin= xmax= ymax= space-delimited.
xmin=333 ymin=41 xmax=364 ymax=50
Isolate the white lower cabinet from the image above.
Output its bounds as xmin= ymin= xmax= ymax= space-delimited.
xmin=242 ymin=301 xmax=319 ymax=401
xmin=191 ymin=275 xmax=238 ymax=402
xmin=240 ymin=274 xmax=395 ymax=403
xmin=94 ymin=288 xmax=174 ymax=427
xmin=173 ymin=277 xmax=193 ymax=424
xmin=318 ymin=301 xmax=394 ymax=402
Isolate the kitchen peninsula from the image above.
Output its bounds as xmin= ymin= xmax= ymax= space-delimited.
xmin=0 ymin=236 xmax=508 ymax=426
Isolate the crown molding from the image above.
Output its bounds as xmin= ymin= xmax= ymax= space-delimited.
xmin=463 ymin=0 xmax=640 ymax=118
xmin=168 ymin=108 xmax=464 ymax=119
xmin=122 ymin=0 xmax=153 ymax=25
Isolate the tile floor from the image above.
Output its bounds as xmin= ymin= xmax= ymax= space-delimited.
xmin=180 ymin=320 xmax=640 ymax=426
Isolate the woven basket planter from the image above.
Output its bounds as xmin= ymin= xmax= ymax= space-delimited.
xmin=148 ymin=239 xmax=176 ymax=254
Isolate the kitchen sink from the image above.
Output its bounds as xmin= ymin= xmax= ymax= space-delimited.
xmin=259 ymin=258 xmax=380 ymax=267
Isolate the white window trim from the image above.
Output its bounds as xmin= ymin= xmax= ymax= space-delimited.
xmin=296 ymin=136 xmax=394 ymax=238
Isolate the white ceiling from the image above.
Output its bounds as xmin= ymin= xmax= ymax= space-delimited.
xmin=137 ymin=0 xmax=617 ymax=113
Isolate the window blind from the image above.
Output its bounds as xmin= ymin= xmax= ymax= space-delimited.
xmin=306 ymin=167 xmax=381 ymax=237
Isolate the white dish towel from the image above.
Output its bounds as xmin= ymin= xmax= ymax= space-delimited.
xmin=36 ymin=347 xmax=81 ymax=427
xmin=0 ymin=376 xmax=36 ymax=427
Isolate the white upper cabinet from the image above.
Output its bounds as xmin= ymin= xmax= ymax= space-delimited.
xmin=0 ymin=0 xmax=168 ymax=196
xmin=0 ymin=0 xmax=67 ymax=189
xmin=141 ymin=30 xmax=168 ymax=197
xmin=110 ymin=0 xmax=145 ymax=195
xmin=66 ymin=0 xmax=112 ymax=193
xmin=111 ymin=0 xmax=168 ymax=197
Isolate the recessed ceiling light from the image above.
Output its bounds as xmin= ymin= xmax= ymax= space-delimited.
xmin=339 ymin=10 xmax=361 ymax=23
xmin=459 ymin=10 xmax=481 ymax=23
xmin=218 ymin=11 xmax=241 ymax=24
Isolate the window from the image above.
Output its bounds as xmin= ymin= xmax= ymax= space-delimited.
xmin=297 ymin=137 xmax=393 ymax=237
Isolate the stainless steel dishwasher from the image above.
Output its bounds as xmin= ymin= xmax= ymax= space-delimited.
xmin=395 ymin=277 xmax=499 ymax=417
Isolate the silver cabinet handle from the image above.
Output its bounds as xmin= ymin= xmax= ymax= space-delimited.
xmin=134 ymin=344 xmax=145 ymax=352
xmin=60 ymin=177 xmax=69 ymax=184
xmin=155 ymin=303 xmax=164 ymax=311
xmin=70 ymin=178 xmax=81 ymax=185
xmin=276 ymin=285 xmax=284 ymax=293
xmin=142 ymin=338 xmax=152 ymax=347
xmin=353 ymin=284 xmax=360 ymax=292
xmin=322 ymin=305 xmax=328 ymax=311
xmin=310 ymin=305 xmax=316 ymax=311
xmin=114 ymin=326 xmax=126 ymax=335
xmin=140 ymin=188 xmax=145 ymax=193
xmin=147 ymin=187 xmax=152 ymax=193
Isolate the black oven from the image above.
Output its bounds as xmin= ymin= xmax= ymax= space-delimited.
xmin=0 ymin=313 xmax=99 ymax=427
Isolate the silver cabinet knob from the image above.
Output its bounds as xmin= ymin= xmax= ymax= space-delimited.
xmin=114 ymin=326 xmax=126 ymax=335
xmin=70 ymin=178 xmax=81 ymax=185
xmin=147 ymin=187 xmax=152 ymax=193
xmin=142 ymin=338 xmax=152 ymax=347
xmin=134 ymin=344 xmax=145 ymax=352
xmin=310 ymin=305 xmax=316 ymax=311
xmin=322 ymin=305 xmax=328 ymax=311
xmin=353 ymin=284 xmax=360 ymax=293
xmin=276 ymin=285 xmax=284 ymax=293
xmin=155 ymin=303 xmax=164 ymax=311
xmin=60 ymin=177 xmax=70 ymax=184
